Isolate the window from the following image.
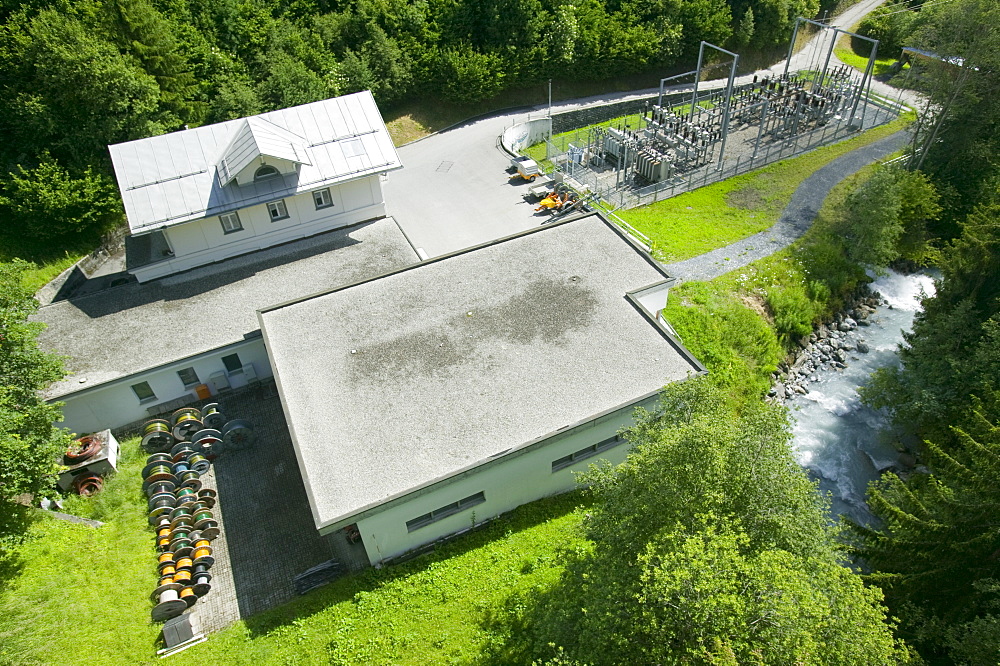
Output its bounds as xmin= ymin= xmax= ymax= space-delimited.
xmin=131 ymin=381 xmax=156 ymax=403
xmin=551 ymin=436 xmax=624 ymax=472
xmin=406 ymin=492 xmax=485 ymax=532
xmin=267 ymin=200 xmax=289 ymax=221
xmin=254 ymin=165 xmax=280 ymax=181
xmin=312 ymin=188 xmax=333 ymax=210
xmin=220 ymin=212 xmax=243 ymax=234
xmin=177 ymin=367 xmax=199 ymax=388
xmin=221 ymin=353 xmax=242 ymax=374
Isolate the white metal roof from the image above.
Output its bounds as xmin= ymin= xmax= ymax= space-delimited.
xmin=109 ymin=91 xmax=402 ymax=235
xmin=217 ymin=117 xmax=312 ymax=186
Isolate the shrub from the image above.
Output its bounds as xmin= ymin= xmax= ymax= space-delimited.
xmin=435 ymin=45 xmax=506 ymax=103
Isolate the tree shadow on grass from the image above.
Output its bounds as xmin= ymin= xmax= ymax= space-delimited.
xmin=241 ymin=492 xmax=587 ymax=642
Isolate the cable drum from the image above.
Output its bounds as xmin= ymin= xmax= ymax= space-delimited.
xmin=171 ymin=408 xmax=204 ymax=441
xmin=191 ymin=429 xmax=222 ymax=458
xmin=170 ymin=442 xmax=196 ymax=461
xmin=186 ymin=453 xmax=211 ymax=475
xmin=65 ymin=435 xmax=101 ymax=463
xmin=72 ymin=474 xmax=103 ymax=496
xmin=202 ymin=403 xmax=226 ymax=429
xmin=221 ymin=419 xmax=255 ymax=451
xmin=141 ymin=420 xmax=173 ymax=453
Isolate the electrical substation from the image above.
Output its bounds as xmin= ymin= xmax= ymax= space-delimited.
xmin=541 ymin=19 xmax=905 ymax=208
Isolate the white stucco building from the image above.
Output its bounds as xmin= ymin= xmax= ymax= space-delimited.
xmin=39 ymin=208 xmax=702 ymax=568
xmin=259 ymin=213 xmax=705 ymax=565
xmin=109 ymin=91 xmax=402 ymax=282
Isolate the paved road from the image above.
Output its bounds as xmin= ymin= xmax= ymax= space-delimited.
xmin=385 ymin=0 xmax=920 ymax=259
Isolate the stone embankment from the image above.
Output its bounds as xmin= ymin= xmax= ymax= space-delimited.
xmin=769 ymin=287 xmax=885 ymax=402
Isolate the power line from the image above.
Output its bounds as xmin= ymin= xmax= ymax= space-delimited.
xmin=811 ymin=0 xmax=956 ymax=25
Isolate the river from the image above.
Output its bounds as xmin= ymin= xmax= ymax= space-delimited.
xmin=788 ymin=269 xmax=937 ymax=525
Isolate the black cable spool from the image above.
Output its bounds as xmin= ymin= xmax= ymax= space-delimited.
xmin=191 ymin=429 xmax=222 ymax=457
xmin=144 ymin=479 xmax=177 ymax=497
xmin=221 ymin=419 xmax=255 ymax=451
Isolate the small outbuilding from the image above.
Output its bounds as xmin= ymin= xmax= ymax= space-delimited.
xmin=258 ymin=212 xmax=704 ymax=565
xmin=109 ymin=91 xmax=402 ymax=282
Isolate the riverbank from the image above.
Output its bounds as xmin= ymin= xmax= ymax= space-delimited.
xmin=782 ymin=270 xmax=936 ymax=524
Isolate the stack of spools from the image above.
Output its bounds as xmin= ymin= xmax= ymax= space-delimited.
xmin=143 ymin=406 xmax=224 ymax=622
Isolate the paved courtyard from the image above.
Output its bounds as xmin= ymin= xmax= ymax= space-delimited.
xmin=122 ymin=379 xmax=370 ymax=634
xmin=37 ymin=218 xmax=419 ymax=400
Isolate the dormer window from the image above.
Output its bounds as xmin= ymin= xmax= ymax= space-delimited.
xmin=254 ymin=165 xmax=280 ymax=181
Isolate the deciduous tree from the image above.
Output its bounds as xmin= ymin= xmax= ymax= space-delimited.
xmin=505 ymin=380 xmax=903 ymax=665
xmin=0 ymin=260 xmax=71 ymax=549
xmin=0 ymin=154 xmax=123 ymax=254
xmin=838 ymin=165 xmax=940 ymax=270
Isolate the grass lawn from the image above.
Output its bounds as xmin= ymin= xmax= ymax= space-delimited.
xmin=616 ymin=112 xmax=914 ymax=263
xmin=0 ymin=436 xmax=588 ymax=665
xmin=834 ymin=25 xmax=899 ymax=77
xmin=18 ymin=252 xmax=85 ymax=294
xmin=660 ymin=156 xmax=891 ymax=404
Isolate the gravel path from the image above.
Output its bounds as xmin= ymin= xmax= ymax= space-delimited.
xmin=664 ymin=129 xmax=910 ymax=282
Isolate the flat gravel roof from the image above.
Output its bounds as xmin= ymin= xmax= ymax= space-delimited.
xmin=259 ymin=213 xmax=702 ymax=530
xmin=36 ymin=218 xmax=418 ymax=398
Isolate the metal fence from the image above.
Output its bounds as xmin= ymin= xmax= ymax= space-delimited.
xmin=533 ymin=93 xmax=905 ymax=212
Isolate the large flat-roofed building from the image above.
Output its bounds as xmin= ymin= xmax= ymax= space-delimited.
xmin=109 ymin=91 xmax=401 ymax=283
xmin=37 ymin=218 xmax=418 ymax=433
xmin=259 ymin=212 xmax=704 ymax=564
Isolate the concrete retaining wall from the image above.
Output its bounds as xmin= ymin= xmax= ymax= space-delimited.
xmin=500 ymin=118 xmax=552 ymax=155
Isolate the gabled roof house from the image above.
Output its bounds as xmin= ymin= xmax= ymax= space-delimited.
xmin=109 ymin=91 xmax=402 ymax=282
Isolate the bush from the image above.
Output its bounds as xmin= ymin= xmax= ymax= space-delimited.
xmin=857 ymin=6 xmax=917 ymax=57
xmin=435 ymin=45 xmax=506 ymax=103
xmin=763 ymin=283 xmax=818 ymax=342
xmin=661 ymin=281 xmax=782 ymax=400
xmin=0 ymin=156 xmax=122 ymax=255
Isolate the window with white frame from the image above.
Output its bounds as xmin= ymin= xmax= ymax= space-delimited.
xmin=267 ymin=200 xmax=289 ymax=221
xmin=312 ymin=188 xmax=333 ymax=210
xmin=131 ymin=381 xmax=157 ymax=403
xmin=406 ymin=491 xmax=485 ymax=532
xmin=177 ymin=367 xmax=199 ymax=388
xmin=551 ymin=435 xmax=624 ymax=472
xmin=219 ymin=212 xmax=243 ymax=234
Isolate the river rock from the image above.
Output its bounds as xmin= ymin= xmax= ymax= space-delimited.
xmin=772 ymin=383 xmax=786 ymax=400
xmin=792 ymin=384 xmax=809 ymax=395
xmin=858 ymin=319 xmax=870 ymax=326
xmin=857 ymin=341 xmax=870 ymax=353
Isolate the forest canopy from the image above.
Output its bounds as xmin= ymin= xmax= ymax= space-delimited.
xmin=0 ymin=0 xmax=821 ymax=257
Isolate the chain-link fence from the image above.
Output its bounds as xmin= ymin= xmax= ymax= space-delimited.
xmin=531 ymin=93 xmax=905 ymax=211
